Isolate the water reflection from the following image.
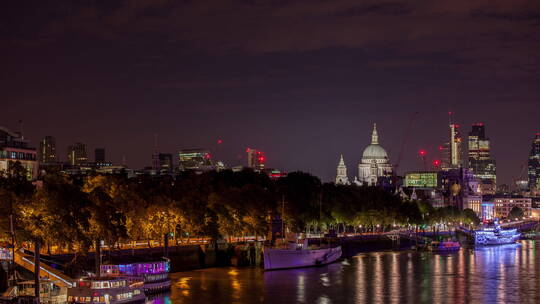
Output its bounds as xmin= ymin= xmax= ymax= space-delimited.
xmin=147 ymin=241 xmax=540 ymax=304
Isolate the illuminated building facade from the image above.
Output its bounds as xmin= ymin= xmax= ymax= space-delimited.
xmin=178 ymin=149 xmax=213 ymax=170
xmin=440 ymin=124 xmax=462 ymax=171
xmin=528 ymin=133 xmax=540 ymax=194
xmin=481 ymin=202 xmax=494 ymax=221
xmin=468 ymin=123 xmax=496 ymax=194
xmin=67 ymin=142 xmax=88 ymax=166
xmin=39 ymin=136 xmax=57 ymax=163
xmin=335 ymin=154 xmax=349 ymax=185
xmin=0 ymin=126 xmax=38 ymax=180
xmin=358 ymin=124 xmax=393 ymax=185
xmin=246 ymin=148 xmax=265 ymax=171
xmin=468 ymin=197 xmax=482 ymax=216
xmin=493 ymin=197 xmax=532 ymax=219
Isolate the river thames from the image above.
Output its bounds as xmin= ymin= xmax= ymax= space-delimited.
xmin=150 ymin=240 xmax=539 ymax=303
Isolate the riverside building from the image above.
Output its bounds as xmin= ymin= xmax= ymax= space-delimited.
xmin=0 ymin=126 xmax=37 ymax=180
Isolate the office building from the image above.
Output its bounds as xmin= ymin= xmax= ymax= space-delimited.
xmin=67 ymin=143 xmax=88 ymax=166
xmin=38 ymin=136 xmax=57 ymax=163
xmin=0 ymin=126 xmax=38 ymax=180
xmin=468 ymin=123 xmax=497 ymax=194
xmin=95 ymin=148 xmax=106 ymax=163
xmin=528 ymin=133 xmax=540 ymax=194
xmin=159 ymin=153 xmax=173 ymax=172
xmin=178 ymin=149 xmax=213 ymax=170
xmin=247 ymin=148 xmax=266 ymax=171
xmin=441 ymin=124 xmax=462 ymax=170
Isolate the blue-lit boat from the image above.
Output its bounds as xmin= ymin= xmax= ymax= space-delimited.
xmin=99 ymin=261 xmax=171 ymax=293
xmin=456 ymin=221 xmax=521 ymax=246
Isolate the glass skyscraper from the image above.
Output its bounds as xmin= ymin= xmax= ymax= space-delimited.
xmin=528 ymin=133 xmax=540 ymax=192
xmin=468 ymin=123 xmax=496 ymax=184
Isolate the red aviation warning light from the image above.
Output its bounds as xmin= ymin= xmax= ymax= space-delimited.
xmin=433 ymin=160 xmax=441 ymax=167
xmin=419 ymin=150 xmax=427 ymax=157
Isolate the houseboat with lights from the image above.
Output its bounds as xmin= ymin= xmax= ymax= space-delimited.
xmin=67 ymin=277 xmax=145 ymax=304
xmin=456 ymin=221 xmax=521 ymax=246
xmin=99 ymin=260 xmax=171 ymax=293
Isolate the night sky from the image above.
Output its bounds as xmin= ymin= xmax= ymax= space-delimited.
xmin=2 ymin=0 xmax=539 ymax=185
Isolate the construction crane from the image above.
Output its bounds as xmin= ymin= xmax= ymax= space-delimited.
xmin=394 ymin=112 xmax=419 ymax=171
xmin=392 ymin=112 xmax=419 ymax=189
xmin=512 ymin=161 xmax=529 ymax=191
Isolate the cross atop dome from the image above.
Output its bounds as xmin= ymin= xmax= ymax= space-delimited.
xmin=371 ymin=123 xmax=378 ymax=145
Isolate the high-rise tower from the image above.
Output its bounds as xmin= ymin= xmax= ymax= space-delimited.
xmin=468 ymin=123 xmax=496 ymax=194
xmin=246 ymin=148 xmax=265 ymax=170
xmin=95 ymin=148 xmax=106 ymax=163
xmin=39 ymin=136 xmax=57 ymax=163
xmin=468 ymin=123 xmax=496 ymax=179
xmin=67 ymin=143 xmax=88 ymax=166
xmin=528 ymin=133 xmax=540 ymax=193
xmin=441 ymin=123 xmax=462 ymax=170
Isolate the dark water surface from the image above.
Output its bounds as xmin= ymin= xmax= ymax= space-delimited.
xmin=149 ymin=240 xmax=540 ymax=303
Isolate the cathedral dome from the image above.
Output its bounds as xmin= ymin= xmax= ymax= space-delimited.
xmin=361 ymin=123 xmax=389 ymax=163
xmin=362 ymin=144 xmax=388 ymax=160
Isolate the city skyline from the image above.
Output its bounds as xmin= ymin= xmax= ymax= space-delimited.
xmin=1 ymin=119 xmax=537 ymax=186
xmin=2 ymin=1 xmax=540 ymax=185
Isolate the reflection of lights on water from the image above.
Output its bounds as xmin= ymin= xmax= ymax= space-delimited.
xmin=175 ymin=276 xmax=192 ymax=289
xmin=355 ymin=256 xmax=366 ymax=303
xmin=433 ymin=254 xmax=441 ymax=302
xmin=229 ymin=268 xmax=242 ymax=298
xmin=297 ymin=274 xmax=305 ymax=303
xmin=320 ymin=273 xmax=330 ymax=287
xmin=317 ymin=295 xmax=331 ymax=304
xmin=374 ymin=253 xmax=382 ymax=299
xmin=391 ymin=253 xmax=399 ymax=304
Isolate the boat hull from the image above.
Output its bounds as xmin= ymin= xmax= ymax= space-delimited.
xmin=263 ymin=246 xmax=342 ymax=270
xmin=144 ymin=280 xmax=172 ymax=293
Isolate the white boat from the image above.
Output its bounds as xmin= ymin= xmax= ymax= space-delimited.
xmin=263 ymin=239 xmax=342 ymax=270
xmin=473 ymin=226 xmax=520 ymax=245
xmin=67 ymin=277 xmax=145 ymax=304
xmin=456 ymin=221 xmax=521 ymax=246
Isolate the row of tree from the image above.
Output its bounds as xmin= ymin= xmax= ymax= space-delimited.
xmin=0 ymin=162 xmax=480 ymax=255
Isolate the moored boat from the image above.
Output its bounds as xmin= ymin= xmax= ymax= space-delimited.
xmin=99 ymin=260 xmax=171 ymax=293
xmin=67 ymin=277 xmax=145 ymax=304
xmin=263 ymin=239 xmax=342 ymax=270
xmin=456 ymin=221 xmax=521 ymax=246
xmin=429 ymin=241 xmax=461 ymax=252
